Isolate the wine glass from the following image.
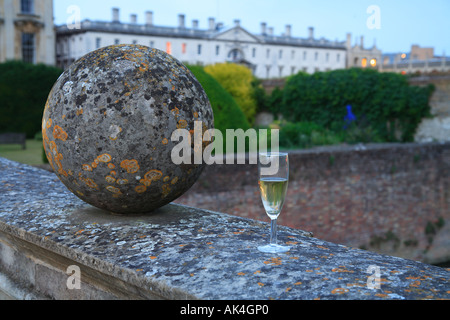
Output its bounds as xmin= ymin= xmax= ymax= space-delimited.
xmin=257 ymin=152 xmax=290 ymax=253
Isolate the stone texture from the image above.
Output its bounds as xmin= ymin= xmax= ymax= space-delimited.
xmin=42 ymin=44 xmax=213 ymax=214
xmin=175 ymin=142 xmax=450 ymax=264
xmin=1 ymin=158 xmax=449 ymax=300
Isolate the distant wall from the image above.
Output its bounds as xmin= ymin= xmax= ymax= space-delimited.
xmin=176 ymin=143 xmax=450 ymax=264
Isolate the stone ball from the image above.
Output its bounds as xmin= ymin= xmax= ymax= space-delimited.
xmin=42 ymin=45 xmax=214 ymax=214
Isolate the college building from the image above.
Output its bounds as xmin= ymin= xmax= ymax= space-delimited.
xmin=55 ymin=8 xmax=352 ymax=79
xmin=0 ymin=0 xmax=55 ymax=65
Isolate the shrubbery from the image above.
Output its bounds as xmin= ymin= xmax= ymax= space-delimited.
xmin=0 ymin=61 xmax=63 ymax=138
xmin=281 ymin=68 xmax=434 ymax=142
xmin=204 ymin=63 xmax=258 ymax=125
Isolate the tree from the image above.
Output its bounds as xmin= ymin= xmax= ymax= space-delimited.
xmin=204 ymin=63 xmax=258 ymax=125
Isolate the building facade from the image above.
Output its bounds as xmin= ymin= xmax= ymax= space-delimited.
xmin=56 ymin=8 xmax=347 ymax=79
xmin=0 ymin=0 xmax=55 ymax=65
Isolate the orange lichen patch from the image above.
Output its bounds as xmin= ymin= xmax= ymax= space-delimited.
xmin=171 ymin=177 xmax=179 ymax=185
xmin=193 ymin=112 xmax=199 ymax=118
xmin=135 ymin=185 xmax=147 ymax=194
xmin=46 ymin=118 xmax=53 ymax=129
xmin=257 ymin=282 xmax=265 ymax=287
xmin=53 ymin=125 xmax=68 ymax=141
xmin=108 ymin=163 xmax=116 ymax=169
xmin=106 ymin=186 xmax=122 ymax=195
xmin=161 ymin=184 xmax=171 ymax=197
xmin=105 ymin=176 xmax=116 ymax=184
xmin=82 ymin=177 xmax=98 ymax=190
xmin=116 ymin=179 xmax=129 ymax=185
xmin=91 ymin=162 xmax=98 ymax=169
xmin=331 ymin=288 xmax=349 ymax=295
xmin=120 ymin=159 xmax=140 ymax=173
xmin=170 ymin=107 xmax=180 ymax=116
xmin=110 ymin=170 xmax=117 ymax=176
xmin=149 ymin=256 xmax=157 ymax=260
xmin=97 ymin=154 xmax=112 ymax=163
xmin=332 ymin=266 xmax=354 ymax=273
xmin=264 ymin=257 xmax=282 ymax=266
xmin=162 ymin=138 xmax=169 ymax=145
xmin=294 ymin=282 xmax=302 ymax=286
xmin=316 ymin=245 xmax=329 ymax=250
xmin=177 ymin=119 xmax=188 ymax=129
xmin=145 ymin=170 xmax=163 ymax=182
xmin=163 ymin=176 xmax=170 ymax=183
xmin=237 ymin=272 xmax=246 ymax=276
xmin=254 ymin=271 xmax=261 ymax=275
xmin=375 ymin=293 xmax=389 ymax=298
xmin=76 ymin=108 xmax=84 ymax=116
xmin=82 ymin=164 xmax=93 ymax=172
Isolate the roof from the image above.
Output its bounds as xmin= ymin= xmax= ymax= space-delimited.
xmin=56 ymin=20 xmax=346 ymax=50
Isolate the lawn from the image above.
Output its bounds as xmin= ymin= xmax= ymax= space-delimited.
xmin=0 ymin=139 xmax=46 ymax=166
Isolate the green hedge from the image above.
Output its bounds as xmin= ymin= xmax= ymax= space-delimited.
xmin=0 ymin=61 xmax=63 ymax=138
xmin=282 ymin=68 xmax=434 ymax=142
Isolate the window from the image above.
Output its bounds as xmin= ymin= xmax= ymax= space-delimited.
xmin=197 ymin=44 xmax=202 ymax=55
xmin=22 ymin=33 xmax=35 ymax=63
xmin=252 ymin=48 xmax=256 ymax=58
xmin=326 ymin=53 xmax=329 ymax=62
xmin=114 ymin=39 xmax=120 ymax=45
xmin=279 ymin=50 xmax=283 ymax=59
xmin=149 ymin=41 xmax=154 ymax=48
xmin=215 ymin=45 xmax=220 ymax=56
xmin=95 ymin=37 xmax=101 ymax=49
xmin=166 ymin=42 xmax=172 ymax=55
xmin=303 ymin=51 xmax=307 ymax=60
xmin=315 ymin=52 xmax=318 ymax=61
xmin=132 ymin=40 xmax=138 ymax=45
xmin=182 ymin=43 xmax=187 ymax=54
xmin=21 ymin=0 xmax=34 ymax=14
xmin=291 ymin=50 xmax=295 ymax=59
xmin=337 ymin=53 xmax=340 ymax=62
xmin=266 ymin=49 xmax=270 ymax=59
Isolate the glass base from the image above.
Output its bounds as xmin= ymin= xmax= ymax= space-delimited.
xmin=257 ymin=244 xmax=291 ymax=253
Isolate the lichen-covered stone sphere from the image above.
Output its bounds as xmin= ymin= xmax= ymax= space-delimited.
xmin=42 ymin=45 xmax=213 ymax=214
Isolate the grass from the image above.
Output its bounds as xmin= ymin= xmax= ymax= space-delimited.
xmin=0 ymin=139 xmax=45 ymax=166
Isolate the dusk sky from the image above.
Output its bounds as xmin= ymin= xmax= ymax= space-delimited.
xmin=54 ymin=0 xmax=450 ymax=56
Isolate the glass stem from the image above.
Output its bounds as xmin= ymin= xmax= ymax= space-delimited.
xmin=270 ymin=218 xmax=278 ymax=246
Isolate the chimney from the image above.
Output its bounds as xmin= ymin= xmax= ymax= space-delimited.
xmin=261 ymin=22 xmax=267 ymax=35
xmin=192 ymin=20 xmax=199 ymax=29
xmin=112 ymin=8 xmax=120 ymax=23
xmin=208 ymin=17 xmax=215 ymax=30
xmin=178 ymin=14 xmax=185 ymax=28
xmin=360 ymin=35 xmax=364 ymax=49
xmin=268 ymin=27 xmax=274 ymax=36
xmin=308 ymin=27 xmax=314 ymax=39
xmin=346 ymin=33 xmax=352 ymax=48
xmin=234 ymin=19 xmax=240 ymax=27
xmin=130 ymin=14 xmax=137 ymax=24
xmin=145 ymin=11 xmax=153 ymax=26
xmin=285 ymin=25 xmax=291 ymax=37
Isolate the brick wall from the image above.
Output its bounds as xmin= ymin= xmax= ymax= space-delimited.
xmin=175 ymin=143 xmax=450 ymax=263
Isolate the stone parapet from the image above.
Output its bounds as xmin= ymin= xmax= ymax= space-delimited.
xmin=0 ymin=157 xmax=449 ymax=300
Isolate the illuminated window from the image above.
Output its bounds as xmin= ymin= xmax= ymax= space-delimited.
xmin=361 ymin=58 xmax=368 ymax=68
xmin=166 ymin=42 xmax=172 ymax=55
xmin=370 ymin=59 xmax=377 ymax=67
xmin=401 ymin=53 xmax=406 ymax=59
xmin=182 ymin=43 xmax=187 ymax=54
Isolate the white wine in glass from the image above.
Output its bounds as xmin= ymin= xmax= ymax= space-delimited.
xmin=257 ymin=152 xmax=290 ymax=253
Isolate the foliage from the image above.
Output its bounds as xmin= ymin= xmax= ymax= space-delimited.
xmin=0 ymin=61 xmax=63 ymax=138
xmin=279 ymin=121 xmax=344 ymax=149
xmin=282 ymin=68 xmax=434 ymax=142
xmin=187 ymin=65 xmax=251 ymax=153
xmin=204 ymin=63 xmax=258 ymax=125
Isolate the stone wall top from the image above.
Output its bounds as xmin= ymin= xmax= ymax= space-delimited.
xmin=0 ymin=157 xmax=449 ymax=300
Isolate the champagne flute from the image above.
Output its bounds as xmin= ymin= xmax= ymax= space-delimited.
xmin=257 ymin=152 xmax=290 ymax=253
